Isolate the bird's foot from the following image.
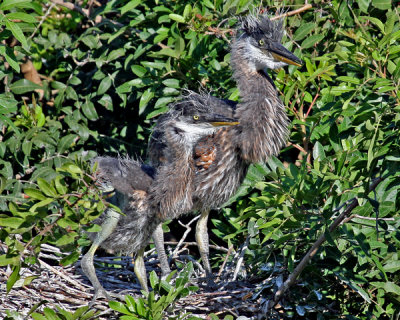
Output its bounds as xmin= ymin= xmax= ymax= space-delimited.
xmin=88 ymin=287 xmax=111 ymax=307
xmin=88 ymin=288 xmax=125 ymax=307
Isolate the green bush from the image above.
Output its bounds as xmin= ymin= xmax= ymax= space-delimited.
xmin=0 ymin=0 xmax=399 ymax=318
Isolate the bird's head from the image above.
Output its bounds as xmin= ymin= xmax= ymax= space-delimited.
xmin=236 ymin=13 xmax=302 ymax=71
xmin=168 ymin=102 xmax=239 ymax=146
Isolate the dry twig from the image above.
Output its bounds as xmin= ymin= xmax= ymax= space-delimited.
xmin=271 ymin=4 xmax=313 ymax=21
xmin=267 ymin=177 xmax=384 ymax=311
xmin=171 ymin=216 xmax=200 ymax=259
xmin=232 ymin=236 xmax=250 ymax=281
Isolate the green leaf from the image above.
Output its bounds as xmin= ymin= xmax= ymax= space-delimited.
xmin=58 ymin=134 xmax=77 ymax=154
xmin=24 ymin=188 xmax=46 ymax=200
xmin=149 ymin=270 xmax=159 ymax=288
xmin=169 ymin=14 xmax=185 ymax=23
xmin=337 ymin=76 xmax=361 ymax=85
xmin=60 ymin=251 xmax=80 ymax=266
xmin=383 ymin=260 xmax=400 ymax=273
xmin=139 ymin=88 xmax=154 ymax=115
xmin=0 ymin=94 xmax=18 ymax=112
xmin=37 ymin=178 xmax=57 ymax=197
xmin=6 ymin=12 xmax=37 ymax=23
xmin=0 ymin=254 xmax=20 ymax=266
xmin=97 ymin=76 xmax=112 ymax=95
xmin=5 ymin=19 xmax=28 ymax=49
xmin=22 ymin=140 xmax=32 ymax=155
xmin=7 ymin=265 xmax=20 ymax=293
xmin=29 ymin=198 xmax=54 ymax=213
xmin=301 ymin=34 xmax=324 ymax=49
xmin=162 ymin=78 xmax=180 ymax=88
xmin=0 ymin=45 xmax=18 ymax=72
xmin=121 ymin=0 xmax=141 ymax=15
xmin=0 ymin=0 xmax=32 ymax=11
xmin=175 ymin=37 xmax=185 ymax=56
xmin=0 ymin=216 xmax=24 ymax=228
xmin=10 ymin=79 xmax=42 ymax=94
xmin=55 ymin=233 xmax=78 ymax=246
xmin=131 ymin=65 xmax=147 ymax=77
xmin=0 ymin=176 xmax=6 ymax=194
xmin=293 ymin=23 xmax=316 ymax=41
xmin=109 ymin=301 xmax=132 ymax=315
xmin=372 ymin=281 xmax=400 ymax=294
xmin=57 ymin=163 xmax=83 ymax=175
xmin=43 ymin=307 xmax=58 ymax=320
xmin=107 ymin=48 xmax=125 ymax=62
xmin=359 ymin=16 xmax=385 ymax=34
xmin=31 ymin=313 xmax=47 ymax=320
xmin=313 ymin=141 xmax=326 ymax=161
xmin=202 ymin=0 xmax=215 ymax=9
xmin=81 ymin=100 xmax=99 ymax=120
xmin=358 ymin=0 xmax=370 ymax=12
xmin=81 ymin=35 xmax=99 ymax=49
xmin=372 ymin=0 xmax=391 ymax=10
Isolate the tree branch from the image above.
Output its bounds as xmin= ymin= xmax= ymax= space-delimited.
xmin=49 ymin=0 xmax=89 ymax=18
xmin=267 ymin=177 xmax=383 ymax=311
xmin=271 ymin=4 xmax=313 ymax=21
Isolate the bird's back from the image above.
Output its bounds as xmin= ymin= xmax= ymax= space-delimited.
xmin=90 ymin=157 xmax=158 ymax=254
xmin=93 ymin=156 xmax=155 ymax=194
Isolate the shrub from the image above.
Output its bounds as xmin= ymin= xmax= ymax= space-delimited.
xmin=0 ymin=0 xmax=399 ymax=318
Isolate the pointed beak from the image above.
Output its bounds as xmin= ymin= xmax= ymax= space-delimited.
xmin=269 ymin=42 xmax=302 ymax=67
xmin=205 ymin=114 xmax=239 ymax=127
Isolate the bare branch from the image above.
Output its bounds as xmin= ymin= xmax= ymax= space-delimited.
xmin=29 ymin=4 xmax=56 ymax=40
xmin=271 ymin=4 xmax=313 ymax=21
xmin=49 ymin=0 xmax=89 ymax=17
xmin=232 ymin=235 xmax=250 ymax=281
xmin=171 ymin=216 xmax=200 ymax=259
xmin=164 ymin=241 xmax=230 ymax=253
xmin=217 ymin=245 xmax=234 ymax=278
xmin=267 ymin=177 xmax=383 ymax=311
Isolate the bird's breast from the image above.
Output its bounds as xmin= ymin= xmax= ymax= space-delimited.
xmin=194 ymin=136 xmax=218 ymax=171
xmin=192 ymin=128 xmax=247 ymax=210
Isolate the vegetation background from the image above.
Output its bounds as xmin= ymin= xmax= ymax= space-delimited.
xmin=0 ymin=0 xmax=399 ymax=319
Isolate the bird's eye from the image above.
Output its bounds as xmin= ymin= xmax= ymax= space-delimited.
xmin=259 ymin=39 xmax=265 ymax=46
xmin=193 ymin=115 xmax=199 ymax=120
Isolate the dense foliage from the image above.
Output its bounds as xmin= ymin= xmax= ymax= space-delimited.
xmin=0 ymin=0 xmax=399 ymax=318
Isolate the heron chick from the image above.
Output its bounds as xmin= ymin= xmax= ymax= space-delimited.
xmin=81 ymin=103 xmax=239 ymax=301
xmin=148 ymin=12 xmax=302 ymax=282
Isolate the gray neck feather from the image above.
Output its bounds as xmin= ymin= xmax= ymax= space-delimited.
xmin=230 ymin=39 xmax=289 ymax=163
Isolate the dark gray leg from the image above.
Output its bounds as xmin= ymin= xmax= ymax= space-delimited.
xmin=81 ymin=206 xmax=120 ymax=303
xmin=134 ymin=248 xmax=148 ymax=292
xmin=195 ymin=209 xmax=214 ymax=282
xmin=152 ymin=223 xmax=171 ymax=278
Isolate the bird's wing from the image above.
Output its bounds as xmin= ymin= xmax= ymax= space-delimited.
xmin=92 ymin=156 xmax=154 ymax=194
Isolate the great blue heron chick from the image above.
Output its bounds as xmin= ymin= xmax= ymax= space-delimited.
xmin=148 ymin=13 xmax=302 ymax=282
xmin=81 ymin=104 xmax=239 ymax=301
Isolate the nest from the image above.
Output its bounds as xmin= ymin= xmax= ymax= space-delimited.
xmin=0 ymin=230 xmax=268 ymax=319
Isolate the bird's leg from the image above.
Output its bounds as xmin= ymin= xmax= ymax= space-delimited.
xmin=195 ymin=209 xmax=215 ymax=285
xmin=134 ymin=247 xmax=149 ymax=292
xmin=81 ymin=205 xmax=120 ymax=303
xmin=152 ymin=223 xmax=171 ymax=279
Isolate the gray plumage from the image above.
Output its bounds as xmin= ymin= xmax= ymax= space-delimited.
xmin=147 ymin=12 xmax=302 ymax=279
xmin=82 ymin=103 xmax=239 ymax=300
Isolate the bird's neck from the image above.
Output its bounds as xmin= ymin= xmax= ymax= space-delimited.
xmin=150 ymin=128 xmax=195 ymax=219
xmin=231 ymin=45 xmax=289 ymax=163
